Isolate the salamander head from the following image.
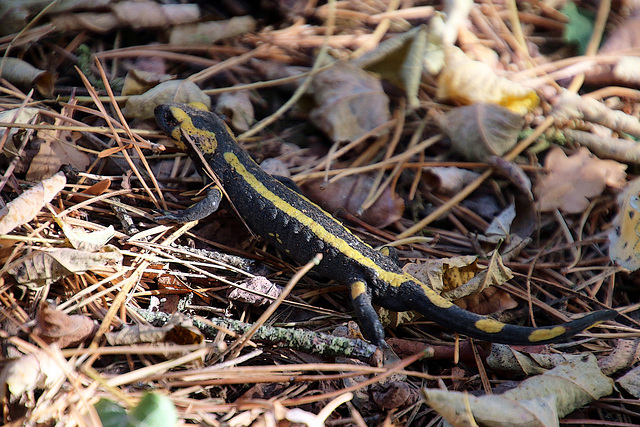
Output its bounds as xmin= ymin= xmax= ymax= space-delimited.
xmin=154 ymin=103 xmax=234 ymax=155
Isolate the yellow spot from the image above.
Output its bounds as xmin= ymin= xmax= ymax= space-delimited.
xmin=420 ymin=284 xmax=453 ymax=308
xmin=528 ymin=326 xmax=566 ymax=342
xmin=475 ymin=319 xmax=506 ymax=333
xmin=169 ymin=107 xmax=218 ymax=154
xmin=223 ymin=152 xmax=431 ymax=289
xmin=351 ymin=281 xmax=367 ymax=300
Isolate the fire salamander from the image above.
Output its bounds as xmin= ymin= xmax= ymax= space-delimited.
xmin=154 ymin=103 xmax=617 ymax=348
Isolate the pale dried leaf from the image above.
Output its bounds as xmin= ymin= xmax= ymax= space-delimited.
xmin=26 ymin=128 xmax=91 ymax=181
xmin=0 ymin=107 xmax=40 ymax=154
xmin=59 ymin=221 xmax=116 ymax=251
xmin=169 ymin=16 xmax=256 ymax=45
xmin=123 ymin=80 xmax=210 ymax=120
xmin=437 ymin=46 xmax=540 ymax=115
xmin=0 ymin=345 xmax=66 ymax=400
xmin=215 ymin=86 xmax=255 ymax=133
xmin=0 ymin=171 xmax=66 ymax=235
xmin=8 ymin=245 xmax=123 ymax=290
xmin=487 ymin=345 xmax=586 ymax=375
xmin=421 ymin=167 xmax=480 ymax=195
xmin=609 ymin=178 xmax=640 ymax=271
xmin=423 ymin=354 xmax=613 ymax=426
xmin=228 ymin=276 xmax=282 ymax=306
xmin=308 ymin=61 xmax=390 ymax=142
xmin=616 ymin=365 xmax=640 ymax=398
xmin=534 ymin=147 xmax=627 ymax=213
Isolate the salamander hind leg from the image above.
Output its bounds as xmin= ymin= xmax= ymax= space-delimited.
xmin=350 ymin=280 xmax=388 ymax=348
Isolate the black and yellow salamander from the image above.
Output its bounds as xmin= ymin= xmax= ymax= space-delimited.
xmin=154 ymin=103 xmax=617 ymax=348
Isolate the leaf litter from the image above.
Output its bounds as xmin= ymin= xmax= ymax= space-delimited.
xmin=0 ymin=0 xmax=638 ymax=426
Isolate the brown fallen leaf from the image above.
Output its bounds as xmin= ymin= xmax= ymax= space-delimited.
xmin=0 ymin=171 xmax=66 ymax=236
xmin=300 ymin=174 xmax=404 ymax=228
xmin=26 ymin=127 xmax=91 ymax=181
xmin=423 ymin=354 xmax=613 ymax=426
xmin=308 ymin=60 xmax=390 ymax=142
xmin=436 ymin=103 xmax=524 ymax=161
xmin=34 ymin=302 xmax=97 ymax=348
xmin=534 ymin=147 xmax=627 ymax=213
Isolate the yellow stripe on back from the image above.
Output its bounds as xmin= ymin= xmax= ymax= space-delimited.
xmin=223 ymin=152 xmax=454 ymax=309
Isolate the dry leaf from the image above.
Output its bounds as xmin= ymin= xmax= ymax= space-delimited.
xmin=352 ymin=26 xmax=427 ymax=108
xmin=8 ymin=245 xmax=123 ymax=290
xmin=421 ymin=167 xmax=480 ymax=195
xmin=121 ymin=69 xmax=176 ymax=97
xmin=0 ymin=107 xmax=41 ymax=154
xmin=0 ymin=345 xmax=66 ymax=400
xmin=51 ymin=1 xmax=200 ymax=33
xmin=300 ymin=175 xmax=404 ymax=228
xmin=454 ymin=286 xmax=518 ymax=316
xmin=534 ymin=147 xmax=627 ymax=213
xmin=122 ymin=80 xmax=210 ymax=120
xmin=308 ymin=61 xmax=390 ymax=142
xmin=106 ymin=314 xmax=203 ymax=346
xmin=0 ymin=171 xmax=66 ymax=236
xmin=437 ymin=46 xmax=540 ymax=115
xmin=169 ymin=16 xmax=256 ymax=45
xmin=34 ymin=302 xmax=96 ymax=348
xmin=487 ymin=345 xmax=587 ymax=375
xmin=215 ymin=86 xmax=255 ymax=133
xmin=422 ymin=354 xmax=613 ymax=427
xmin=609 ymin=178 xmax=640 ymax=271
xmin=26 ymin=127 xmax=91 ymax=181
xmin=617 ymin=365 xmax=640 ymax=398
xmin=0 ymin=57 xmax=55 ymax=97
xmin=59 ymin=221 xmax=116 ymax=251
xmin=228 ymin=276 xmax=282 ymax=306
xmin=436 ymin=103 xmax=524 ymax=161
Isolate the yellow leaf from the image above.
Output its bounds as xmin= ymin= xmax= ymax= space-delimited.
xmin=436 ymin=47 xmax=539 ymax=115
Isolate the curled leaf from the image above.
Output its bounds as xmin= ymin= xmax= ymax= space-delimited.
xmin=436 ymin=103 xmax=524 ymax=161
xmin=215 ymin=86 xmax=254 ymax=133
xmin=0 ymin=57 xmax=55 ymax=97
xmin=437 ymin=47 xmax=539 ymax=115
xmin=8 ymin=246 xmax=123 ymax=290
xmin=0 ymin=172 xmax=66 ymax=236
xmin=123 ymin=80 xmax=210 ymax=119
xmin=423 ymin=354 xmax=613 ymax=426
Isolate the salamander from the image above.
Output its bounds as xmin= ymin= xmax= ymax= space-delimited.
xmin=154 ymin=103 xmax=617 ymax=348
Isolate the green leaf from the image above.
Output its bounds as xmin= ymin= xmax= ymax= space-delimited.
xmin=95 ymin=399 xmax=127 ymax=427
xmin=127 ymin=393 xmax=178 ymax=427
xmin=562 ymin=2 xmax=596 ymax=55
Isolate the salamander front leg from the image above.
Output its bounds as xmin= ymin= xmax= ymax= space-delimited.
xmin=350 ymin=280 xmax=388 ymax=348
xmin=157 ymin=187 xmax=223 ymax=223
